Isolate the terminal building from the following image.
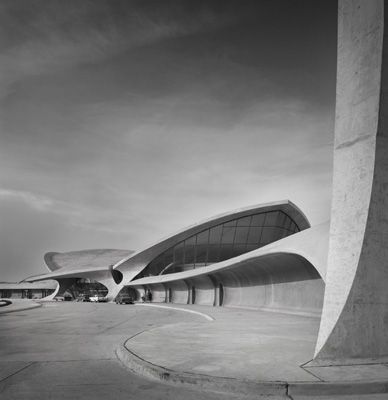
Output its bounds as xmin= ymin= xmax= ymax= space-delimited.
xmin=24 ymin=200 xmax=328 ymax=317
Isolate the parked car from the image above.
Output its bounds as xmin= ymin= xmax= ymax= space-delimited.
xmin=115 ymin=296 xmax=134 ymax=305
xmin=76 ymin=294 xmax=91 ymax=302
xmin=90 ymin=295 xmax=107 ymax=303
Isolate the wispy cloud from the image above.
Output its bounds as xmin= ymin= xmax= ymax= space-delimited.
xmin=0 ymin=188 xmax=141 ymax=235
xmin=0 ymin=188 xmax=54 ymax=212
xmin=0 ymin=0 xmax=241 ymax=92
xmin=0 ymin=0 xmax=337 ymax=281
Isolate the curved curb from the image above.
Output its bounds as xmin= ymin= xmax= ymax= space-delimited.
xmin=0 ymin=301 xmax=42 ymax=315
xmin=117 ymin=342 xmax=388 ymax=397
xmin=134 ymin=303 xmax=215 ymax=321
xmin=116 ymin=342 xmax=287 ymax=396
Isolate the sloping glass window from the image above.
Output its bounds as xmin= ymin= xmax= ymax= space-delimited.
xmin=234 ymin=227 xmax=249 ymax=244
xmin=265 ymin=211 xmax=278 ymax=226
xmin=137 ymin=209 xmax=301 ymax=278
xmin=221 ymin=226 xmax=235 ymax=244
xmin=237 ymin=216 xmax=251 ymax=226
xmin=251 ymin=213 xmax=266 ymax=226
xmin=247 ymin=226 xmax=261 ymax=244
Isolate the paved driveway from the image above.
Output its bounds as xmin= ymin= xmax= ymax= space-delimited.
xmin=0 ymin=302 xmax=252 ymax=400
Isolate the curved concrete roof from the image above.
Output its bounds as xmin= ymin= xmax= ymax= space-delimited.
xmin=115 ymin=200 xmax=310 ymax=283
xmin=45 ymin=249 xmax=132 ymax=272
xmin=128 ymin=222 xmax=329 ymax=287
xmin=26 ymin=249 xmax=133 ymax=282
xmin=25 ymin=201 xmax=315 ymax=293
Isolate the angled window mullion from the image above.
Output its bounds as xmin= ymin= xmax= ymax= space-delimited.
xmin=258 ymin=213 xmax=268 ymax=245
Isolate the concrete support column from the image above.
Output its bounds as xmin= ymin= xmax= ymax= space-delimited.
xmin=97 ymin=278 xmax=123 ymax=302
xmin=54 ymin=278 xmax=78 ymax=299
xmin=207 ymin=275 xmax=219 ymax=306
xmin=314 ymin=0 xmax=388 ymax=363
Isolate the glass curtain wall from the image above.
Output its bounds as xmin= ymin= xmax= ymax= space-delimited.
xmin=140 ymin=210 xmax=299 ymax=277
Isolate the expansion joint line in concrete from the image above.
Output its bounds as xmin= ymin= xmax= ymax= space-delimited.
xmin=0 ymin=361 xmax=35 ymax=384
xmin=99 ymin=317 xmax=137 ymax=333
xmin=125 ymin=327 xmax=157 ymax=342
xmin=134 ymin=303 xmax=215 ymax=321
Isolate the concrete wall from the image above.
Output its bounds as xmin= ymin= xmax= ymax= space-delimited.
xmin=186 ymin=275 xmax=215 ymax=306
xmin=130 ymin=253 xmax=324 ymax=316
xmin=146 ymin=284 xmax=165 ymax=303
xmin=167 ymin=280 xmax=188 ymax=304
xmin=211 ymin=254 xmax=323 ymax=315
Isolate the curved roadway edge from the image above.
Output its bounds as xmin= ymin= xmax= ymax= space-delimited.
xmin=0 ymin=300 xmax=42 ymax=314
xmin=116 ymin=343 xmax=287 ymax=397
xmin=116 ymin=342 xmax=388 ymax=397
xmin=135 ymin=303 xmax=215 ymax=321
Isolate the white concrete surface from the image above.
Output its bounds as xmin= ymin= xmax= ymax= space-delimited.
xmin=314 ymin=0 xmax=388 ymax=362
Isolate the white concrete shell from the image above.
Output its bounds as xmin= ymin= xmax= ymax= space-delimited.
xmin=114 ymin=200 xmax=310 ymax=278
xmin=26 ymin=201 xmax=319 ymax=309
xmin=112 ymin=200 xmax=328 ymax=316
xmin=127 ymin=222 xmax=329 ymax=316
xmin=26 ymin=249 xmax=133 ymax=301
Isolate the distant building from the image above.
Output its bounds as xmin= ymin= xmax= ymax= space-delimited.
xmin=0 ymin=280 xmax=57 ymax=299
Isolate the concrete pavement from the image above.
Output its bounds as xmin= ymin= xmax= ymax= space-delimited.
xmin=129 ymin=304 xmax=320 ymax=382
xmin=0 ymin=302 xmax=387 ymax=399
xmin=0 ymin=302 xmax=262 ymax=400
xmin=0 ymin=299 xmax=41 ymax=314
xmin=119 ymin=304 xmax=388 ymax=397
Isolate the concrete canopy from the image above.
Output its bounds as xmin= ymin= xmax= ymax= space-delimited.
xmin=26 ymin=249 xmax=133 ymax=301
xmin=114 ymin=200 xmax=310 ymax=279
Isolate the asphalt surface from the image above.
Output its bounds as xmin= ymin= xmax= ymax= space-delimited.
xmin=0 ymin=302 xmax=260 ymax=400
xmin=0 ymin=302 xmax=386 ymax=400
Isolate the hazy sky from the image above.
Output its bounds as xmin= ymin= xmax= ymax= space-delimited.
xmin=0 ymin=0 xmax=337 ymax=281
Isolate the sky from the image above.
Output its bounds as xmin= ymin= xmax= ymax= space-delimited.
xmin=0 ymin=0 xmax=338 ymax=281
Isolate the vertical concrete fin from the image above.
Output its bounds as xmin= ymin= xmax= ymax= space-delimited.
xmin=314 ymin=0 xmax=388 ymax=362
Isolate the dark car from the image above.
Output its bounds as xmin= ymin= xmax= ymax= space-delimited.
xmin=115 ymin=296 xmax=134 ymax=305
xmin=76 ymin=294 xmax=91 ymax=302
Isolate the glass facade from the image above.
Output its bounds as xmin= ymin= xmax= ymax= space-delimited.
xmin=67 ymin=279 xmax=108 ymax=299
xmin=138 ymin=210 xmax=300 ymax=278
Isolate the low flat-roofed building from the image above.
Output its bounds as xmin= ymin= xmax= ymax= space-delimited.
xmin=0 ymin=280 xmax=58 ymax=299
